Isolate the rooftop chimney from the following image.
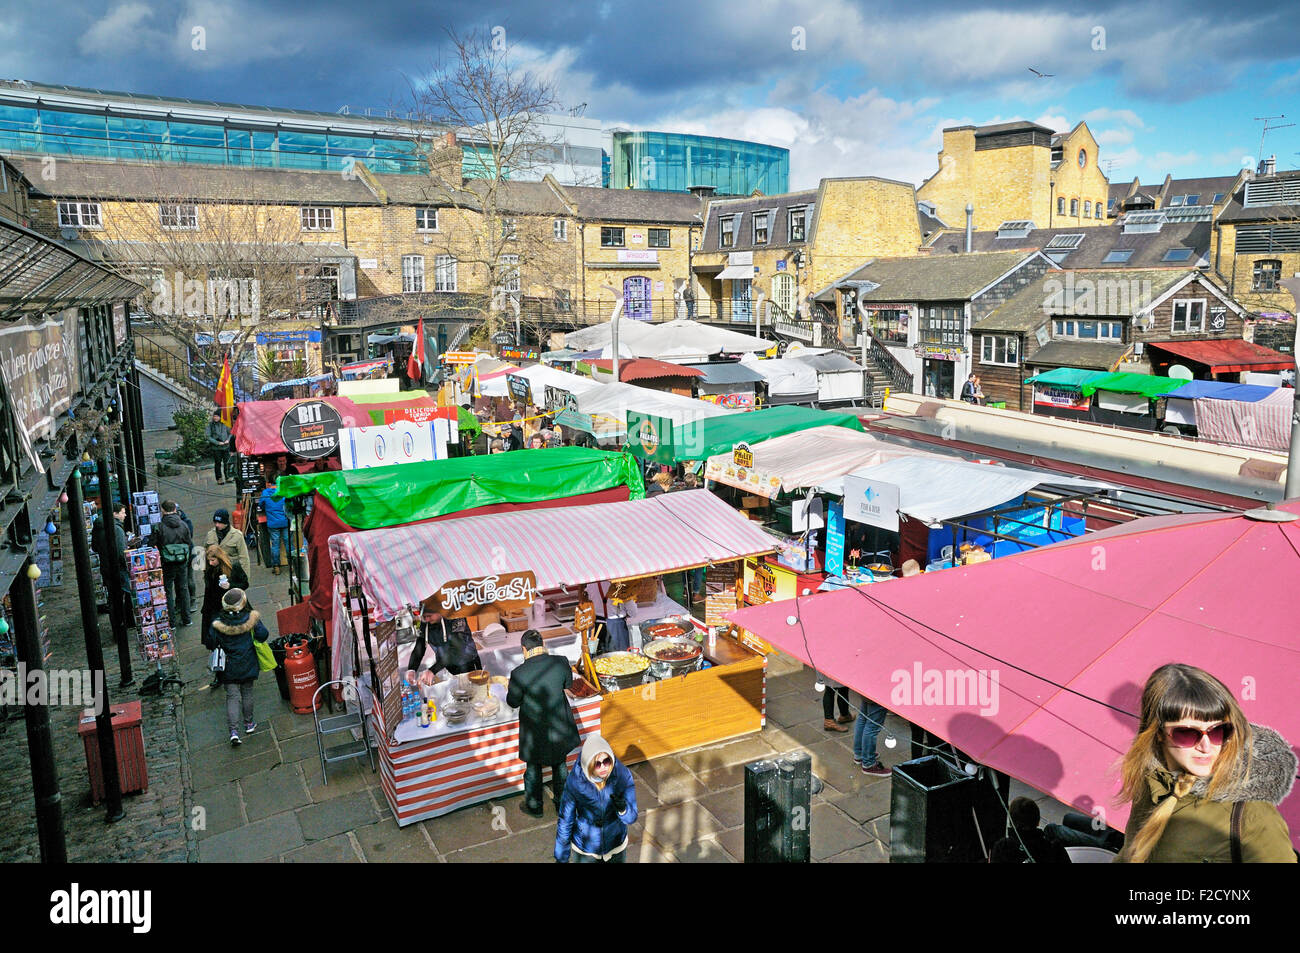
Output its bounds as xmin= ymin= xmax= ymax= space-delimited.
xmin=688 ymin=185 xmax=717 ymax=198
xmin=1259 ymin=155 xmax=1277 ymax=176
xmin=965 ymin=203 xmax=974 ymax=253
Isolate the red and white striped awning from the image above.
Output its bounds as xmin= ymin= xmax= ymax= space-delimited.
xmin=329 ymin=489 xmax=776 ymax=621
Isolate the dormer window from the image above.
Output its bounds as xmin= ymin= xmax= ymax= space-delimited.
xmin=720 ymin=215 xmax=736 ymax=249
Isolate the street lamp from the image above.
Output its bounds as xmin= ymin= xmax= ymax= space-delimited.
xmin=599 ymin=284 xmax=626 ymax=382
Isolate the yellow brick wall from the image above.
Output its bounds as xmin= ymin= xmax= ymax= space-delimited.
xmin=576 ymin=220 xmax=694 ymax=308
xmin=1048 ymin=125 xmax=1109 ymax=227
xmin=1219 ymin=222 xmax=1300 ymax=316
xmin=806 ymin=178 xmax=922 ymax=291
xmin=918 ymin=130 xmax=1049 ymax=231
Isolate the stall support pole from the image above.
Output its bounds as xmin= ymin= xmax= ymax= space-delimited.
xmin=10 ymin=550 xmax=68 ymax=863
xmin=67 ymin=469 xmax=125 ymax=823
xmin=97 ymin=455 xmax=134 ymax=687
xmin=128 ymin=367 xmax=148 ymax=492
xmin=113 ymin=431 xmax=134 ymax=534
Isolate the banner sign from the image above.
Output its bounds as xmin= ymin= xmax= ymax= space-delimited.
xmin=742 ymin=558 xmax=797 ymax=605
xmin=279 ymin=400 xmax=342 ymax=459
xmin=500 ymin=348 xmax=540 ymax=362
xmin=0 ymin=312 xmax=83 ymax=459
xmin=113 ymin=302 xmax=128 ymax=351
xmin=544 ymin=385 xmax=579 ymax=415
xmin=422 ymin=571 xmax=539 ymax=618
xmin=626 ymin=411 xmax=675 ymax=464
xmin=700 ymin=391 xmax=757 ymax=409
xmin=339 ymin=359 xmax=390 ymax=380
xmin=339 ymin=420 xmax=449 ymax=470
xmin=841 ymin=474 xmax=901 ymax=532
xmin=442 ymin=351 xmax=479 ymax=365
xmin=732 ymin=441 xmax=754 ymax=469
xmin=506 ymin=373 xmax=532 ymax=404
xmin=914 ymin=344 xmax=964 ymax=362
xmin=1033 ymin=386 xmax=1091 ymax=411
xmin=825 ymin=500 xmax=845 ymax=577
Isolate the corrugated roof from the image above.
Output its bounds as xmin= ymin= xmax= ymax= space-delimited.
xmin=587 ymin=358 xmax=705 ymax=382
xmin=679 ymin=361 xmax=767 ymax=385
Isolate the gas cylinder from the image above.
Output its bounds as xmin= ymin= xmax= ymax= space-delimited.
xmin=284 ymin=637 xmax=320 ymax=713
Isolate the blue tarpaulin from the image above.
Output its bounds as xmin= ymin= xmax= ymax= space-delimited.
xmin=1164 ymin=380 xmax=1277 ymax=403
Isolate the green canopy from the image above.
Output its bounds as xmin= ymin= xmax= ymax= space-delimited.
xmin=1079 ymin=373 xmax=1186 ymax=398
xmin=456 ymin=406 xmax=482 ymax=437
xmin=641 ymin=405 xmax=864 ymax=463
xmin=346 ymin=391 xmax=431 ymax=405
xmin=274 ymin=447 xmax=644 ymax=529
xmin=1024 ymin=367 xmax=1112 ymax=390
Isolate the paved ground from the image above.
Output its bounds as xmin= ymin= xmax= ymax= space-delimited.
xmin=0 ymin=428 xmax=1078 ymax=863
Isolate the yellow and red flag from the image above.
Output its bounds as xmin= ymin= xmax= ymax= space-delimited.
xmin=214 ymin=353 xmax=235 ymax=426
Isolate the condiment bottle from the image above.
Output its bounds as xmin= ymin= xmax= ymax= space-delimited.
xmin=427 ymin=699 xmax=437 ymax=722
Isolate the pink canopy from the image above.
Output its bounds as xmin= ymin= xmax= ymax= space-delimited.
xmin=730 ymin=503 xmax=1300 ymax=846
xmin=233 ymin=396 xmax=369 ymax=456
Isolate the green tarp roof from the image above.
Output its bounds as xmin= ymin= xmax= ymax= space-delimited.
xmin=457 ymin=406 xmax=482 ymax=436
xmin=273 ymin=447 xmax=643 ymax=529
xmin=673 ymin=406 xmax=864 ymax=462
xmin=347 ymin=391 xmax=433 ymax=405
xmin=1080 ymin=373 xmax=1187 ymax=398
xmin=1023 ymin=367 xmax=1112 ymax=390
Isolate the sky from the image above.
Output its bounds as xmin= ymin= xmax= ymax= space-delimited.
xmin=8 ymin=0 xmax=1300 ymax=191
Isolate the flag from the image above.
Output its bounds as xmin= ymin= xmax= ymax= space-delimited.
xmin=407 ymin=317 xmax=426 ymax=382
xmin=214 ymin=353 xmax=235 ymax=427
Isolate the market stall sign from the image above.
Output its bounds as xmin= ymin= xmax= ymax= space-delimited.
xmin=339 ymin=420 xmax=447 ymax=470
xmin=703 ymin=456 xmax=783 ymax=499
xmin=422 ymin=571 xmax=540 ymax=619
xmin=501 ymin=348 xmax=541 ymax=362
xmin=742 ymin=558 xmax=797 ymax=605
xmin=700 ymin=391 xmax=757 ymax=409
xmin=1033 ymin=386 xmax=1091 ymax=411
xmin=626 ymin=410 xmax=675 ymax=464
xmin=442 ymin=351 xmax=479 ymax=365
xmin=825 ymin=500 xmax=846 ymax=577
xmin=732 ymin=441 xmax=754 ymax=469
xmin=914 ymin=344 xmax=964 ymax=362
xmin=279 ymin=400 xmax=342 ymax=459
xmin=506 ymin=373 xmax=533 ymax=404
xmin=544 ymin=385 xmax=579 ymax=415
xmin=841 ymin=474 xmax=901 ymax=532
xmin=573 ymin=600 xmax=595 ymax=633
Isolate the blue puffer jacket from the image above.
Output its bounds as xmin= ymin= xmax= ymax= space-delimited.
xmin=260 ymin=488 xmax=289 ymax=529
xmin=209 ymin=606 xmax=269 ymax=683
xmin=555 ymin=734 xmax=638 ymax=862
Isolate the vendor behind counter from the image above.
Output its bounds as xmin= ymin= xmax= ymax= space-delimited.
xmin=404 ymin=611 xmax=483 ymax=682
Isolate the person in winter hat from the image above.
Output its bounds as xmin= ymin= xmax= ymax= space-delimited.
xmin=208 ymin=588 xmax=269 ymax=747
xmin=554 ymin=733 xmax=638 ymax=863
xmin=205 ymin=508 xmax=250 ymax=581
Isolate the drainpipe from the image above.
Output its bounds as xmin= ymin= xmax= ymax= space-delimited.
xmin=965 ymin=204 xmax=974 ymax=253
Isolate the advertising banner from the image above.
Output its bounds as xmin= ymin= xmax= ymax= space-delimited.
xmin=0 ymin=312 xmax=83 ymax=461
xmin=339 ymin=420 xmax=450 ymax=470
xmin=625 ymin=411 xmax=675 ymax=464
xmin=1033 ymin=386 xmax=1091 ymax=411
xmin=841 ymin=474 xmax=901 ymax=532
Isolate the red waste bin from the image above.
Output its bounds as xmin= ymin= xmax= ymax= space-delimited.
xmin=77 ymin=700 xmax=148 ymax=804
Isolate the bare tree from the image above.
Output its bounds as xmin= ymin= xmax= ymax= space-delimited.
xmin=405 ymin=28 xmax=578 ymax=344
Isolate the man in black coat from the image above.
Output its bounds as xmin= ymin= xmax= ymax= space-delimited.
xmin=507 ymin=629 xmax=581 ymax=818
xmin=157 ymin=500 xmax=194 ymax=626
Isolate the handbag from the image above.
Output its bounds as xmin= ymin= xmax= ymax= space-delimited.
xmin=209 ymin=646 xmax=226 ymax=673
xmin=253 ymin=638 xmax=276 ymax=672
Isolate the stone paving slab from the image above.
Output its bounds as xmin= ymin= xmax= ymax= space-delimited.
xmin=671 ymin=836 xmax=737 ymax=863
xmin=304 ymin=759 xmax=380 ymax=803
xmin=296 ymin=795 xmax=381 ymax=842
xmin=810 ymin=802 xmax=874 ymax=860
xmin=638 ymin=802 xmax=725 ymax=852
xmin=190 ymin=748 xmax=282 ymax=790
xmin=446 ymin=823 xmax=555 ymax=863
xmin=420 ymin=802 xmax=509 ymax=854
xmin=354 ymin=820 xmax=440 ymax=863
xmin=192 ymin=783 xmax=246 ymax=840
xmin=283 ymin=832 xmax=363 ymax=863
xmin=240 ymin=764 xmax=311 ymax=821
xmin=199 ymin=811 xmax=305 ymax=863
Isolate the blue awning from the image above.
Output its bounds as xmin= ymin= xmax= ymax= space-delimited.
xmin=1165 ymin=380 xmax=1278 ymax=403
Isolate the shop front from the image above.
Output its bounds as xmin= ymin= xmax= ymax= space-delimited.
xmin=916 ymin=344 xmax=965 ymax=399
xmin=327 ymin=489 xmax=777 ymax=825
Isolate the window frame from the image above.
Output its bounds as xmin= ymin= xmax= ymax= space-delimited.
xmin=1069 ymin=198 xmax=1079 ymax=217
xmin=401 ymin=254 xmax=425 ymax=293
xmin=788 ymin=207 xmax=807 ymax=243
xmin=1102 ymin=249 xmax=1134 ymax=264
xmin=752 ymin=212 xmax=769 ymax=246
xmin=58 ymin=201 xmax=102 ymax=229
xmin=600 ymin=226 xmax=625 ymax=248
xmin=1084 ymin=200 xmax=1092 ymax=217
xmin=1253 ymin=259 xmax=1282 ymax=292
xmin=1096 ymin=202 xmax=1104 ymax=220
xmin=980 ymin=333 xmax=1019 ymax=367
xmin=415 ymin=207 xmax=439 ymax=232
xmin=501 ymin=217 xmax=518 ymax=241
xmin=1058 ymin=197 xmax=1066 ymax=215
xmin=1171 ymin=298 xmax=1206 ymax=334
xmin=158 ymin=202 xmax=198 ymax=230
xmin=300 ymin=206 xmax=334 ymax=231
xmin=499 ymin=254 xmax=520 ymax=294
xmin=434 ymin=255 xmax=458 ymax=293
xmin=553 ymin=218 xmax=568 ymax=241
xmin=719 ymin=216 xmax=736 ymax=249
xmin=647 ymin=227 xmax=671 ymax=248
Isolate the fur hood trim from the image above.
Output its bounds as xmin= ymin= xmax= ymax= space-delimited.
xmin=212 ymin=609 xmax=261 ymax=636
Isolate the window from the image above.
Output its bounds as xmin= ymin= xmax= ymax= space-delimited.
xmin=720 ymin=216 xmax=736 ymax=248
xmin=1069 ymin=198 xmax=1078 ymax=217
xmin=1107 ymin=197 xmax=1116 ymax=212
xmin=553 ymin=218 xmax=568 ymax=241
xmin=753 ymin=212 xmax=769 ymax=245
xmin=1102 ymin=249 xmax=1134 ymax=264
xmin=1162 ymin=248 xmax=1194 ymax=262
xmin=788 ymin=207 xmax=806 ymax=242
xmin=158 ymin=203 xmax=198 ymax=229
xmin=1054 ymin=320 xmax=1122 ymax=340
xmin=554 ymin=289 xmax=572 ymax=313
xmin=648 ymin=228 xmax=670 ymax=248
xmin=1084 ymin=201 xmax=1092 ymax=217
xmin=981 ymin=334 xmax=1019 ymax=366
xmin=1167 ymin=195 xmax=1185 ymax=207
xmin=1078 ymin=148 xmax=1088 ymax=168
xmin=401 ymin=255 xmax=424 ymax=293
xmin=1171 ymin=300 xmax=1205 ymax=334
xmin=57 ymin=201 xmax=101 ymax=228
xmin=1184 ymin=195 xmax=1199 ymax=206
xmin=868 ymin=308 xmax=910 ymax=345
xmin=1058 ymin=197 xmax=1066 ymax=215
xmin=921 ymin=305 xmax=964 ymax=346
xmin=1096 ymin=201 xmax=1104 ymax=220
xmin=301 ymin=207 xmax=333 ymax=230
xmin=601 ymin=226 xmax=625 ymax=247
xmin=499 ymin=254 xmax=520 ymax=294
xmin=434 ymin=255 xmax=457 ymax=292
xmin=501 ymin=217 xmax=517 ymax=241
xmin=1098 ymin=321 xmax=1123 ymax=340
xmin=772 ymin=273 xmax=796 ymax=317
xmin=1254 ymin=259 xmax=1282 ymax=291
xmin=1212 ymin=193 xmax=1225 ymax=204
xmin=415 ymin=207 xmax=438 ymax=232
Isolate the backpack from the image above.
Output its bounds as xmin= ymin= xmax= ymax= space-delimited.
xmin=161 ymin=542 xmax=192 ymax=565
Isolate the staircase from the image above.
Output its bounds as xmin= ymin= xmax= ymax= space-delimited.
xmin=133 ymin=332 xmax=212 ymax=406
xmin=856 ymin=333 xmax=914 ymax=409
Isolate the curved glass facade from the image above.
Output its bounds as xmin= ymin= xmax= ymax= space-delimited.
xmin=610 ymin=131 xmax=788 ymax=195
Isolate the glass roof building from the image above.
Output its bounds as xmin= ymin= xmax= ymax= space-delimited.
xmin=609 ymin=131 xmax=788 ymax=195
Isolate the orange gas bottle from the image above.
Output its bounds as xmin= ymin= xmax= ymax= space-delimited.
xmin=284 ymin=637 xmax=320 ymax=713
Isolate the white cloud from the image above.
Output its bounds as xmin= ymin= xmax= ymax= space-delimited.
xmin=1095 ymin=127 xmax=1135 ymax=147
xmin=79 ymin=3 xmax=163 ymax=56
xmin=1082 ymin=108 xmax=1146 ymax=129
xmin=174 ymin=1 xmax=312 ymax=68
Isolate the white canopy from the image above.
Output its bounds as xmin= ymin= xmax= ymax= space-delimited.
xmin=703 ymin=426 xmax=946 ymax=499
xmin=824 ymin=456 xmax=1114 ymax=526
xmin=565 ymin=319 xmax=773 ymax=363
xmin=739 ymin=354 xmax=819 ymax=397
xmin=575 ymin=381 xmax=732 ymax=432
xmin=511 ymin=363 xmax=603 ymax=396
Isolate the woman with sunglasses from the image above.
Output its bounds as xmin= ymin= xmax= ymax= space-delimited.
xmin=554 ymin=734 xmax=638 ymax=863
xmin=1116 ymin=663 xmax=1296 ymax=863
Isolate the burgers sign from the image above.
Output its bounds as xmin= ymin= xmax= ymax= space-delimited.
xmin=279 ymin=400 xmax=342 ymax=459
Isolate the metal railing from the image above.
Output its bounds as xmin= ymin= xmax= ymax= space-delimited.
xmin=866 ymin=333 xmax=914 ymax=397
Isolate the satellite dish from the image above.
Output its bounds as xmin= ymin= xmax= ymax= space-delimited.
xmin=1167 ymin=364 xmax=1194 ymax=381
xmin=59 ymin=228 xmax=78 ymax=241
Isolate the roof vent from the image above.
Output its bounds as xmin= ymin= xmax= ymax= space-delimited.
xmin=1122 ymin=211 xmax=1166 ymax=234
xmin=1243 ymin=503 xmax=1298 ymax=523
xmin=996 ymin=220 xmax=1035 ymax=239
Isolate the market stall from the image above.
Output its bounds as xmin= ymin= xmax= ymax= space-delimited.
xmin=573 ymin=380 xmax=733 ymax=442
xmin=327 ymin=489 xmax=777 ymax=825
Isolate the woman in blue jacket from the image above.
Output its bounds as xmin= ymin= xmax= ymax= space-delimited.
xmin=555 ymin=734 xmax=638 ymax=863
xmin=259 ymin=486 xmax=291 ymax=575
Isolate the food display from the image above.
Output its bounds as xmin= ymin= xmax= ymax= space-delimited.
xmin=644 ymin=639 xmax=701 ymax=662
xmin=644 ymin=621 xmax=691 ymax=642
xmin=593 ymin=653 xmax=649 ymax=677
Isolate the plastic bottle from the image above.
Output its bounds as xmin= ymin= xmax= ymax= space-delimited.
xmin=427 ymin=699 xmax=437 ymax=723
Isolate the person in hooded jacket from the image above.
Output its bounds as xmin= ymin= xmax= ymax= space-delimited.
xmin=259 ymin=485 xmax=290 ymax=575
xmin=205 ymin=508 xmax=250 ymax=581
xmin=157 ymin=500 xmax=193 ymax=626
xmin=1116 ymin=662 xmax=1297 ymax=863
xmin=507 ymin=629 xmax=581 ymax=817
xmin=554 ymin=733 xmax=638 ymax=863
xmin=209 ymin=588 xmax=269 ymax=747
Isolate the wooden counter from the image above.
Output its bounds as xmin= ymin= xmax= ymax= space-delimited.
xmin=600 ymin=636 xmax=766 ymax=766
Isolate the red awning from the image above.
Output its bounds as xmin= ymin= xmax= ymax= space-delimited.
xmin=1147 ymin=339 xmax=1295 ymax=373
xmin=588 ymin=358 xmax=705 ymax=382
xmin=233 ymin=396 xmax=370 ymax=455
xmin=728 ymin=505 xmax=1300 ymax=848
